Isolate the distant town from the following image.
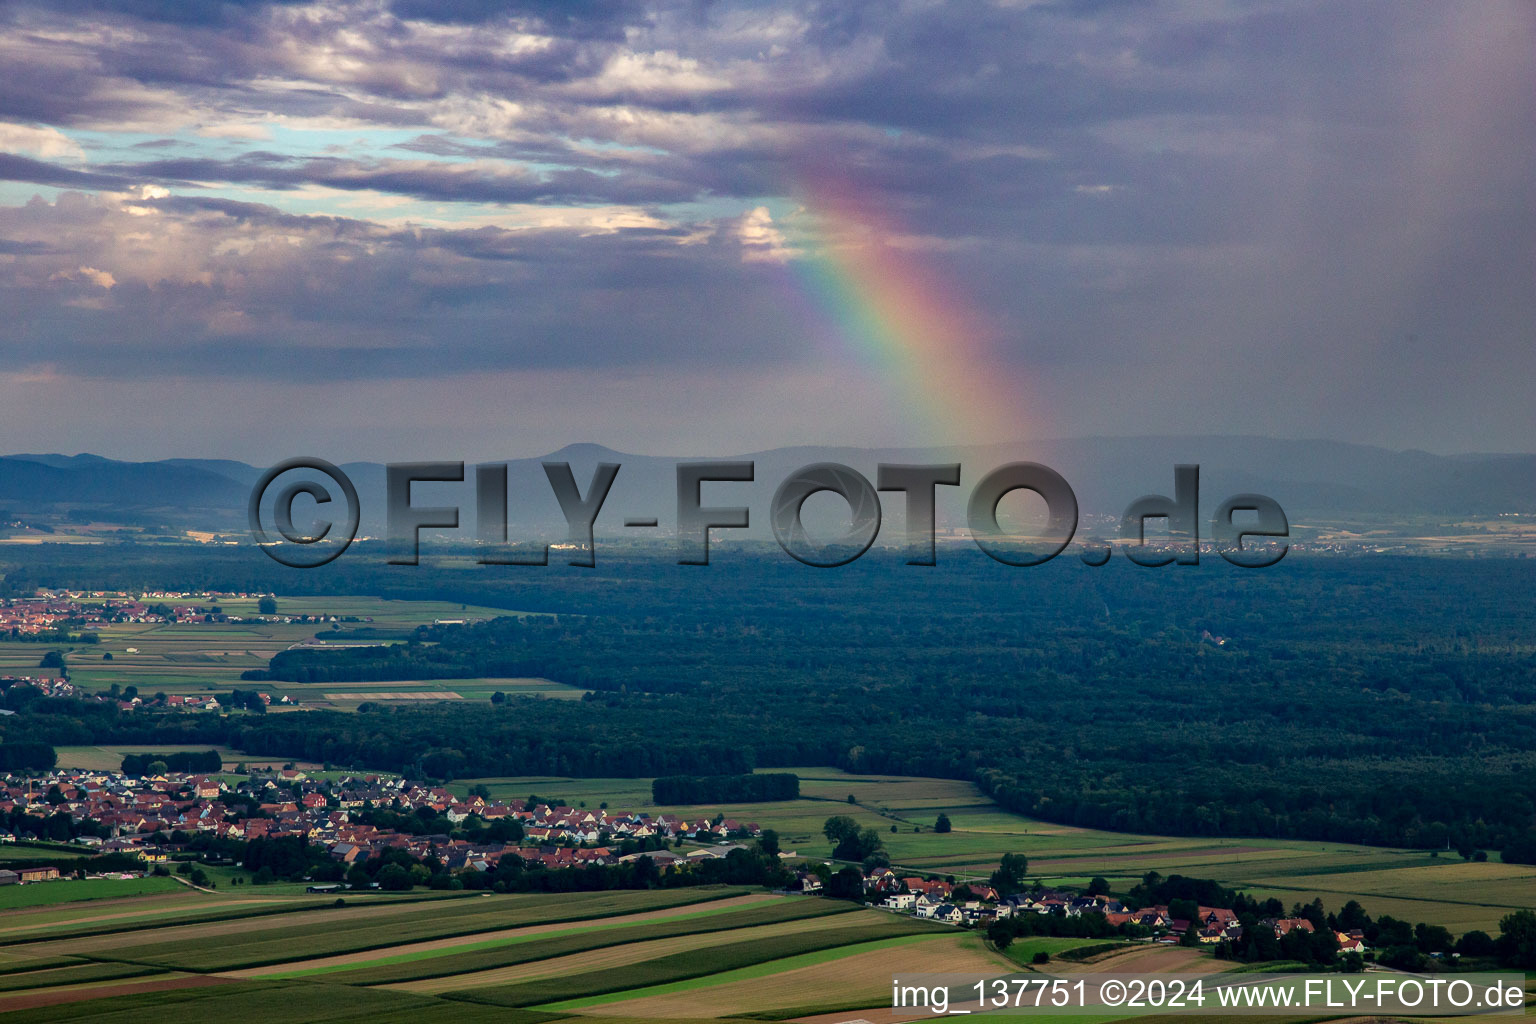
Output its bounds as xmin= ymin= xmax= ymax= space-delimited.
xmin=2 ymin=764 xmax=1367 ymax=959
xmin=0 ymin=766 xmax=764 ymax=880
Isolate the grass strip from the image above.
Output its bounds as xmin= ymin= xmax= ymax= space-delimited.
xmin=276 ymin=895 xmax=852 ymax=983
xmin=0 ymin=957 xmax=81 ymax=977
xmin=0 ymin=961 xmax=162 ymax=993
xmin=0 ymin=890 xmax=474 ymax=946
xmin=105 ymin=887 xmax=749 ymax=973
xmin=534 ymin=933 xmax=941 ymax=1011
xmin=447 ymin=918 xmax=942 ymax=1008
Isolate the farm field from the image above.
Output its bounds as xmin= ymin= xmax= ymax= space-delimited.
xmin=0 ymin=876 xmax=184 ymax=911
xmin=0 ymin=842 xmax=95 ymax=862
xmin=0 ymin=877 xmax=1512 ymax=1024
xmin=71 ymin=888 xmax=746 ymax=972
xmin=453 ymin=767 xmax=1536 ymax=935
xmin=0 ymin=887 xmax=976 ymax=1023
xmin=10 ymin=594 xmax=580 ymax=708
xmin=255 ymin=893 xmax=848 ymax=982
xmin=587 ymin=929 xmax=1010 ymax=1020
xmin=51 ymin=745 xmax=317 ymax=771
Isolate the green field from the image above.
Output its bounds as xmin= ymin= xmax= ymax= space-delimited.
xmin=443 ymin=916 xmax=943 ymax=1007
xmin=0 ymin=877 xmax=184 ymax=911
xmin=0 ymin=960 xmax=160 ymax=992
xmin=93 ymin=888 xmax=748 ymax=973
xmin=18 ymin=595 xmax=573 ymax=709
xmin=0 ymin=888 xmax=950 ymax=1024
xmin=0 ymin=842 xmax=95 ymax=863
xmin=0 ymin=869 xmax=1490 ymax=1024
xmin=289 ymin=894 xmax=857 ymax=984
xmin=51 ymin=745 xmax=312 ymax=771
xmin=452 ymin=767 xmax=1536 ymax=935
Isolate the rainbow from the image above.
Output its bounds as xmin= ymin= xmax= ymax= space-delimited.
xmin=783 ymin=175 xmax=1038 ymax=446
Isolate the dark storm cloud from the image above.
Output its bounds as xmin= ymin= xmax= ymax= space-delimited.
xmin=16 ymin=0 xmax=309 ymax=26
xmin=0 ymin=153 xmax=134 ymax=191
xmin=0 ymin=193 xmax=801 ymax=382
xmin=110 ymin=153 xmax=705 ymax=206
xmin=387 ymin=0 xmax=653 ymax=36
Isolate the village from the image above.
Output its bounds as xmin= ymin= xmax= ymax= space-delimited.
xmin=857 ymin=875 xmax=1366 ymax=954
xmin=0 ymin=766 xmax=1367 ymax=958
xmin=0 ymin=590 xmax=343 ymax=634
xmin=0 ymin=766 xmax=766 ymax=880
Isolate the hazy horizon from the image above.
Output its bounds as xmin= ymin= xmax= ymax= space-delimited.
xmin=5 ymin=431 xmax=1536 ymax=468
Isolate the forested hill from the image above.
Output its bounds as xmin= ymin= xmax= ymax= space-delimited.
xmin=7 ymin=545 xmax=1534 ymax=858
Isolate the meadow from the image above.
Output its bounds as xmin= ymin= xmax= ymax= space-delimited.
xmin=0 ymin=873 xmax=1523 ymax=1024
xmin=9 ymin=594 xmax=582 ymax=714
xmin=453 ymin=767 xmax=1536 ymax=935
xmin=84 ymin=888 xmax=745 ymax=973
xmin=0 ymin=876 xmax=183 ymax=911
xmin=0 ymin=888 xmax=960 ymax=1023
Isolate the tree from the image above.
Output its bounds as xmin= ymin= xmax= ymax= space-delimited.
xmin=1086 ymin=876 xmax=1109 ymax=896
xmin=847 ymin=831 xmax=882 ymax=861
xmin=1336 ymin=899 xmax=1370 ymax=931
xmin=823 ymin=815 xmax=860 ymax=847
xmin=1455 ymin=930 xmax=1497 ymax=958
xmin=39 ymin=650 xmax=65 ymax=670
xmin=935 ymin=813 xmax=952 ymax=833
xmin=757 ymin=829 xmax=780 ymax=858
xmin=258 ymin=596 xmax=278 ymax=615
xmin=1414 ymin=922 xmax=1454 ymax=954
xmin=1496 ymin=910 xmax=1536 ymax=968
xmin=826 ymin=866 xmax=865 ymax=900
xmin=988 ymin=853 xmax=1029 ymax=895
xmin=862 ymin=851 xmax=890 ymax=872
xmin=377 ymin=864 xmax=414 ymax=891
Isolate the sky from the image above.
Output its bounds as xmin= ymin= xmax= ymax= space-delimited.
xmin=0 ymin=0 xmax=1530 ymax=462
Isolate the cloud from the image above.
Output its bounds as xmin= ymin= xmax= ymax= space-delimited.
xmin=737 ymin=205 xmax=795 ymax=263
xmin=0 ymin=0 xmax=1530 ymax=454
xmin=0 ymin=153 xmax=134 ymax=191
xmin=0 ymin=122 xmax=85 ymax=160
xmin=49 ymin=265 xmax=117 ymax=288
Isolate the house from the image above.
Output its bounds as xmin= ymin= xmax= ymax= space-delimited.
xmin=903 ymin=877 xmax=952 ymax=900
xmin=1272 ymin=918 xmax=1315 ymax=937
xmin=931 ymin=904 xmax=963 ymax=925
xmin=16 ymin=865 xmax=59 ymax=882
xmin=883 ymin=892 xmax=917 ymax=910
xmin=0 ymin=869 xmax=17 ymax=885
xmin=1335 ymin=931 xmax=1368 ymax=954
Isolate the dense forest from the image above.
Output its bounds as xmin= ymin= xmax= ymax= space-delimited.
xmin=2 ymin=544 xmax=1534 ymax=857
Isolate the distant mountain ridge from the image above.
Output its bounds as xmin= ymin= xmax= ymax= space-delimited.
xmin=0 ymin=437 xmax=1531 ymax=537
